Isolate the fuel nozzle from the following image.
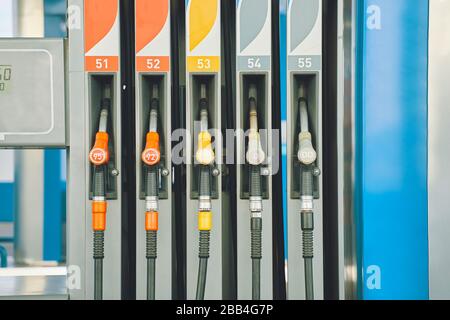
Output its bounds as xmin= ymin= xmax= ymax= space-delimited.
xmin=142 ymin=85 xmax=161 ymax=167
xmin=89 ymin=83 xmax=112 ymax=301
xmin=244 ymin=84 xmax=264 ymax=300
xmin=296 ymin=81 xmax=316 ymax=301
xmin=246 ymin=85 xmax=266 ymax=166
xmin=297 ymin=83 xmax=317 ymax=166
xmin=143 ymin=84 xmax=161 ymax=214
xmin=142 ymin=84 xmax=161 ymax=300
xmin=195 ymin=83 xmax=213 ymax=300
xmin=196 ymin=84 xmax=215 ymax=166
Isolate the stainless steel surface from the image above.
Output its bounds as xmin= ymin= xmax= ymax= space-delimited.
xmin=428 ymin=0 xmax=450 ymax=300
xmin=14 ymin=150 xmax=47 ymax=266
xmin=337 ymin=0 xmax=358 ymax=300
xmin=0 ymin=267 xmax=68 ymax=300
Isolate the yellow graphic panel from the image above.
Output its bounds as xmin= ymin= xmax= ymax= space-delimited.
xmin=189 ymin=0 xmax=218 ymax=52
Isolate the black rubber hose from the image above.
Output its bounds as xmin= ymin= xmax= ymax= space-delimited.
xmin=196 ymin=230 xmax=210 ymax=300
xmin=93 ymin=230 xmax=105 ymax=300
xmin=146 ymin=230 xmax=157 ymax=300
xmin=249 ymin=165 xmax=262 ymax=300
xmin=301 ymin=210 xmax=314 ymax=300
xmin=92 ymin=165 xmax=106 ymax=301
xmin=251 ymin=217 xmax=262 ymax=300
xmin=300 ymin=165 xmax=315 ymax=300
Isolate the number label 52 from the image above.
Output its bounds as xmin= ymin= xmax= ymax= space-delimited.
xmin=146 ymin=58 xmax=161 ymax=70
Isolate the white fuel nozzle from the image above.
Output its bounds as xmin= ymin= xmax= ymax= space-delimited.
xmin=298 ymin=132 xmax=317 ymax=165
xmin=297 ymin=84 xmax=317 ymax=165
xmin=246 ymin=85 xmax=266 ymax=166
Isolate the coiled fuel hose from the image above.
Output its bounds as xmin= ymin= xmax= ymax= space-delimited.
xmin=297 ymin=82 xmax=318 ymax=301
xmin=195 ymin=84 xmax=214 ymax=300
xmin=246 ymin=85 xmax=266 ymax=300
xmin=141 ymin=85 xmax=162 ymax=300
xmin=89 ymin=85 xmax=111 ymax=300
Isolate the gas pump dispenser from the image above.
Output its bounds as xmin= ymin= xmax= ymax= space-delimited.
xmin=186 ymin=0 xmax=227 ymax=300
xmin=88 ymin=85 xmax=112 ymax=300
xmin=135 ymin=0 xmax=173 ymax=300
xmin=67 ymin=0 xmax=123 ymax=300
xmin=286 ymin=0 xmax=324 ymax=300
xmin=236 ymin=0 xmax=274 ymax=300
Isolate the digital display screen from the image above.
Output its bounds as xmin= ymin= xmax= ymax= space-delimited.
xmin=0 ymin=65 xmax=12 ymax=93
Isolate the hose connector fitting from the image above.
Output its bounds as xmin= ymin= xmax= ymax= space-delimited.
xmin=198 ymin=211 xmax=212 ymax=231
xmin=145 ymin=211 xmax=159 ymax=231
xmin=92 ymin=200 xmax=107 ymax=231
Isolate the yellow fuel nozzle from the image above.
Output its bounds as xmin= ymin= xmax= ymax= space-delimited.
xmin=196 ymin=85 xmax=215 ymax=166
xmin=196 ymin=130 xmax=215 ymax=165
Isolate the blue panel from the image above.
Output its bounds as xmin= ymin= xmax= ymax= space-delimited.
xmin=44 ymin=0 xmax=67 ymax=38
xmin=356 ymin=0 xmax=429 ymax=299
xmin=0 ymin=184 xmax=14 ymax=222
xmin=43 ymin=150 xmax=65 ymax=261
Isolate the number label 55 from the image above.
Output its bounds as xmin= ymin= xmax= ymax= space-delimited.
xmin=298 ymin=57 xmax=313 ymax=69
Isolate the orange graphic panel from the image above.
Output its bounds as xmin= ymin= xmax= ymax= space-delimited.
xmin=136 ymin=0 xmax=169 ymax=53
xmin=84 ymin=0 xmax=118 ymax=53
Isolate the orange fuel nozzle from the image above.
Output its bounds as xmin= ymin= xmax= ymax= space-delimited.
xmin=142 ymin=131 xmax=161 ymax=166
xmin=89 ymin=132 xmax=110 ymax=166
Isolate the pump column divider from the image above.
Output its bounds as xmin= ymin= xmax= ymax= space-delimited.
xmin=120 ymin=0 xmax=136 ymax=300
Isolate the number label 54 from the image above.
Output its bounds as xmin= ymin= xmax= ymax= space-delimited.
xmin=247 ymin=58 xmax=262 ymax=69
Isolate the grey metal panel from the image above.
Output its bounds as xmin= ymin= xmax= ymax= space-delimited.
xmin=0 ymin=39 xmax=65 ymax=147
xmin=67 ymin=0 xmax=122 ymax=300
xmin=66 ymin=70 xmax=87 ymax=300
xmin=286 ymin=0 xmax=324 ymax=300
xmin=337 ymin=0 xmax=358 ymax=300
xmin=428 ymin=0 xmax=450 ymax=300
